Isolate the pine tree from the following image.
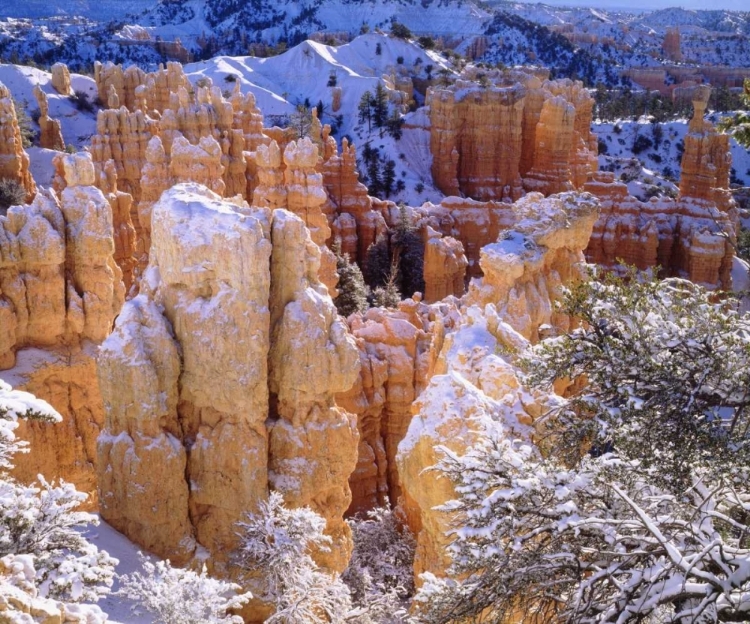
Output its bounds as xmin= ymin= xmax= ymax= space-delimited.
xmin=386 ymin=109 xmax=403 ymax=140
xmin=366 ymin=157 xmax=381 ymax=197
xmin=392 ymin=205 xmax=424 ymax=297
xmin=382 ymin=159 xmax=396 ymax=198
xmin=364 ymin=234 xmax=391 ymax=289
xmin=372 ymin=84 xmax=389 ymax=136
xmin=333 ymin=240 xmax=368 ymax=318
xmin=371 ymin=263 xmax=401 ymax=308
xmin=718 ymin=78 xmax=750 ymax=148
xmin=358 ymin=91 xmax=373 ymax=132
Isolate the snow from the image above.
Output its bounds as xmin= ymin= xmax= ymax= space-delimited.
xmin=0 ymin=63 xmax=98 ymax=150
xmin=594 ymin=117 xmax=750 ymax=191
xmin=79 ymin=518 xmax=155 ymax=624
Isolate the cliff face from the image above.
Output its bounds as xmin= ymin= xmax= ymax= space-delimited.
xmin=586 ymin=88 xmax=735 ymax=289
xmin=0 ymin=82 xmax=36 ymax=202
xmin=96 ymin=185 xmax=359 ymax=598
xmin=0 ymin=153 xmax=123 ymax=504
xmin=428 ymin=71 xmax=597 ymax=202
xmin=397 ymin=191 xmax=600 ymax=580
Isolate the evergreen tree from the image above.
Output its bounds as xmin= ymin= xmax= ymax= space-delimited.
xmin=718 ymin=78 xmax=750 ymax=148
xmin=364 ymin=234 xmax=391 ymax=289
xmin=386 ymin=109 xmax=404 ymax=139
xmin=358 ymin=90 xmax=373 ymax=132
xmin=414 ymin=272 xmax=750 ymax=623
xmin=366 ymin=157 xmax=381 ymax=197
xmin=333 ymin=240 xmax=368 ymax=318
xmin=371 ymin=263 xmax=401 ymax=308
xmin=392 ymin=205 xmax=424 ymax=297
xmin=290 ymin=104 xmax=312 ymax=139
xmin=372 ymin=83 xmax=389 ymax=135
xmin=382 ymin=159 xmax=396 ymax=198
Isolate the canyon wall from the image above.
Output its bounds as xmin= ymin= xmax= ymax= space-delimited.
xmin=0 ymin=153 xmax=123 ymax=504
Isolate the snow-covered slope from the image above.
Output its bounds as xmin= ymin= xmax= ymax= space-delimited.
xmin=183 ymin=35 xmax=449 ymax=206
xmin=0 ymin=64 xmax=97 ymax=146
xmin=594 ymin=117 xmax=750 ymax=195
xmin=139 ymin=0 xmax=492 ymax=50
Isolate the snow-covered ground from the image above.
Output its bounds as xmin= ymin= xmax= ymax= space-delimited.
xmin=594 ymin=117 xmax=750 ymax=194
xmin=0 ymin=63 xmax=98 ymax=151
xmin=82 ymin=518 xmax=154 ymax=624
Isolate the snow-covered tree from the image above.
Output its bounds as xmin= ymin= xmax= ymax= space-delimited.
xmin=718 ymin=78 xmax=750 ymax=148
xmin=333 ymin=239 xmax=369 ymax=318
xmin=0 ymin=380 xmax=117 ymax=604
xmin=116 ymin=553 xmax=252 ymax=624
xmin=343 ymin=507 xmax=415 ymax=623
xmin=234 ymin=491 xmax=353 ymax=623
xmin=413 ymin=273 xmax=750 ymax=623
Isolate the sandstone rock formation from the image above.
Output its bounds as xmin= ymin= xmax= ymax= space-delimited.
xmin=663 ymin=27 xmax=683 ymax=62
xmin=428 ymin=70 xmax=597 ymax=201
xmin=415 ymin=196 xmax=517 ymax=278
xmin=337 ymin=297 xmax=455 ymax=515
xmin=0 ymin=152 xmax=123 ymax=504
xmin=586 ymin=88 xmax=735 ymax=289
xmin=96 ymin=185 xmax=359 ymax=605
xmin=50 ymin=63 xmax=72 ymax=96
xmin=99 ymin=160 xmax=137 ymax=291
xmin=423 ymin=229 xmax=467 ymax=303
xmin=397 ymin=191 xmax=600 ymax=580
xmin=0 ymin=82 xmax=35 ymax=202
xmin=33 ymin=85 xmax=65 ymax=151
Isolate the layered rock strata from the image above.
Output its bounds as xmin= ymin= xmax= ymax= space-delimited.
xmin=423 ymin=229 xmax=467 ymax=303
xmin=428 ymin=70 xmax=597 ymax=201
xmin=586 ymin=88 xmax=735 ymax=289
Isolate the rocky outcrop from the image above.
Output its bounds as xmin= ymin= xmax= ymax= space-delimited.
xmin=523 ymin=96 xmax=575 ymax=195
xmin=416 ymin=196 xmax=517 ymax=278
xmin=585 ymin=88 xmax=735 ymax=289
xmin=337 ymin=297 xmax=454 ymax=515
xmin=428 ymin=70 xmax=597 ymax=201
xmin=0 ymin=152 xmax=123 ymax=504
xmin=397 ymin=191 xmax=600 ymax=580
xmin=429 ymin=83 xmax=525 ymax=201
xmin=99 ymin=160 xmax=137 ymax=291
xmin=324 ymin=137 xmax=386 ymax=266
xmin=0 ymin=82 xmax=35 ymax=202
xmin=94 ymin=61 xmax=189 ymax=114
xmin=96 ymin=185 xmax=359 ymax=597
xmin=50 ymin=63 xmax=72 ymax=96
xmin=268 ymin=209 xmax=360 ymax=571
xmin=89 ymin=107 xmax=158 ymax=209
xmin=423 ymin=229 xmax=467 ymax=303
xmin=663 ymin=27 xmax=682 ymax=62
xmin=33 ymin=86 xmax=65 ymax=152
